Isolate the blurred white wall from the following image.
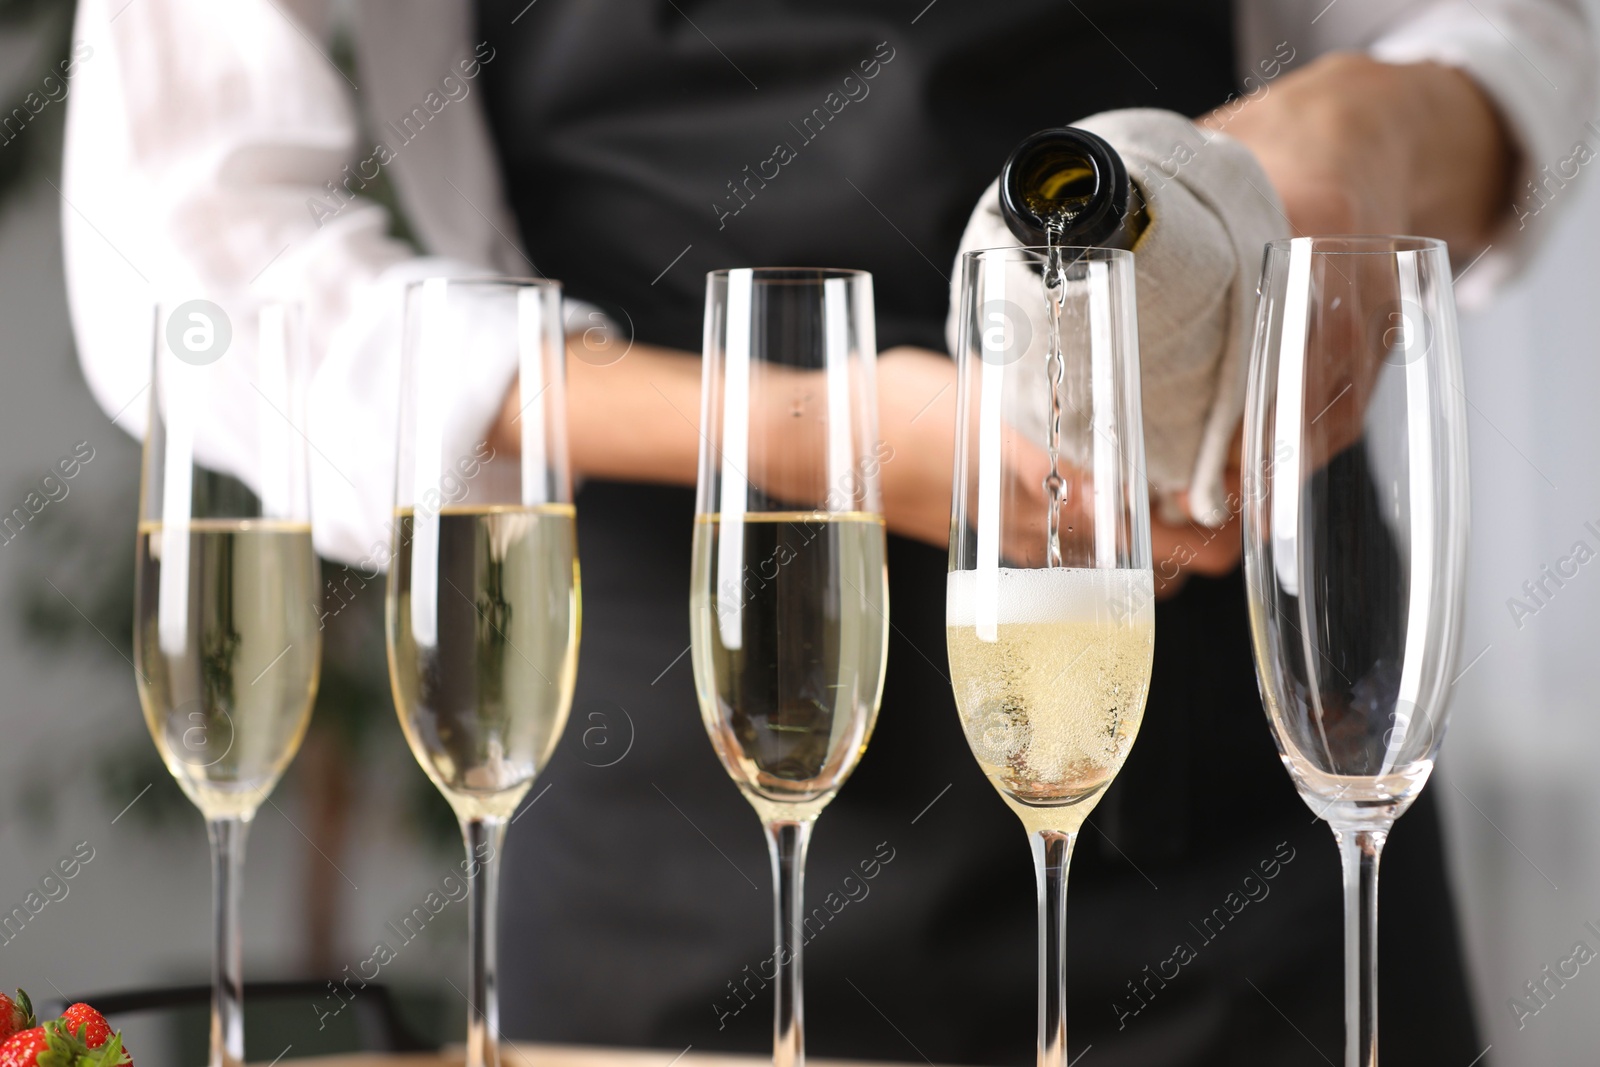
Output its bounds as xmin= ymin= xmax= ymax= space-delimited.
xmin=1440 ymin=102 xmax=1600 ymax=1061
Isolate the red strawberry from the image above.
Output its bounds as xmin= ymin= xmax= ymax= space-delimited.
xmin=0 ymin=1017 xmax=131 ymax=1067
xmin=57 ymin=1005 xmax=109 ymax=1050
xmin=0 ymin=1026 xmax=49 ymax=1067
xmin=0 ymin=991 xmax=34 ymax=1045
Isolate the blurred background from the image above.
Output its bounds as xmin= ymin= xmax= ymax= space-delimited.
xmin=0 ymin=5 xmax=471 ymax=1059
xmin=2 ymin=0 xmax=1600 ymax=1063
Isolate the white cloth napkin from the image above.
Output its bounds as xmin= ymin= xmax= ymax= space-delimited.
xmin=946 ymin=108 xmax=1288 ymax=525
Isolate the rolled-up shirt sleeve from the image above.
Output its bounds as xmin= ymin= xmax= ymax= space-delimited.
xmin=1368 ymin=0 xmax=1598 ymax=303
xmin=62 ymin=0 xmax=513 ymax=565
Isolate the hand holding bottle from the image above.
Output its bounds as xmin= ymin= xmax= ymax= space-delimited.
xmin=949 ymin=111 xmax=1285 ymax=528
xmin=875 ymin=345 xmax=1242 ymax=595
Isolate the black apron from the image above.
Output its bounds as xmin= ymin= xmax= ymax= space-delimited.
xmin=469 ymin=3 xmax=1482 ymax=1063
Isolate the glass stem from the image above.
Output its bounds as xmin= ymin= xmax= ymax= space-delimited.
xmin=1032 ymin=829 xmax=1077 ymax=1067
xmin=206 ymin=817 xmax=248 ymax=1067
xmin=462 ymin=816 xmax=509 ymax=1067
xmin=1333 ymin=824 xmax=1388 ymax=1067
xmin=764 ymin=818 xmax=815 ymax=1067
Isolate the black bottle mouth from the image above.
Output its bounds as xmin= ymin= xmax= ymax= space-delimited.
xmin=999 ymin=127 xmax=1130 ymax=247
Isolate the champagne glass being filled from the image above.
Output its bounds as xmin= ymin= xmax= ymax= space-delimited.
xmin=135 ymin=298 xmax=321 ymax=1067
xmin=946 ymin=245 xmax=1153 ymax=1067
xmin=387 ymin=278 xmax=580 ymax=1067
xmin=1242 ymin=237 xmax=1469 ymax=1067
xmin=690 ymin=268 xmax=889 ymax=1067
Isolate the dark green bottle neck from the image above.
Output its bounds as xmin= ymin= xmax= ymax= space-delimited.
xmin=999 ymin=126 xmax=1148 ymax=250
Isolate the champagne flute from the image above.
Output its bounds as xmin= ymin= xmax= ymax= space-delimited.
xmin=946 ymin=246 xmax=1152 ymax=1067
xmin=387 ymin=278 xmax=579 ymax=1067
xmin=690 ymin=268 xmax=889 ymax=1067
xmin=135 ymin=298 xmax=320 ymax=1067
xmin=1242 ymin=236 xmax=1469 ymax=1067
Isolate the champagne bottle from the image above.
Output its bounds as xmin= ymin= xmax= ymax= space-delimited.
xmin=999 ymin=126 xmax=1148 ymax=249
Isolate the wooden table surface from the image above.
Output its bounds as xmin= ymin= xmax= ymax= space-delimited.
xmin=257 ymin=1044 xmax=890 ymax=1067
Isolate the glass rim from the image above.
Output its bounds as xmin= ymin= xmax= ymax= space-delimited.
xmin=401 ymin=275 xmax=562 ymax=292
xmin=705 ymin=266 xmax=871 ymax=283
xmin=960 ymin=245 xmax=1133 ymax=263
xmin=1265 ymin=234 xmax=1446 ymax=255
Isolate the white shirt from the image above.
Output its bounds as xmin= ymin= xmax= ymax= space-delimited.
xmin=62 ymin=0 xmax=1597 ymax=565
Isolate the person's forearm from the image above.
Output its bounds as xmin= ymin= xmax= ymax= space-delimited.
xmin=493 ymin=334 xmax=703 ymax=486
xmin=1208 ymin=53 xmax=1515 ymax=252
xmin=569 ymin=338 xmax=703 ymax=484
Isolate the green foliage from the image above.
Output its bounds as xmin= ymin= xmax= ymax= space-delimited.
xmin=8 ymin=470 xmax=159 ymax=831
xmin=15 ymin=486 xmax=135 ymax=659
xmin=0 ymin=0 xmax=69 ymax=22
xmin=91 ymin=740 xmax=191 ymax=833
xmin=0 ymin=0 xmax=74 ymax=204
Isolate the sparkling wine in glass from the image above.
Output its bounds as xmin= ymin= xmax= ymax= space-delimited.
xmin=946 ymin=246 xmax=1152 ymax=1067
xmin=690 ymin=268 xmax=889 ymax=1067
xmin=1242 ymin=236 xmax=1469 ymax=1067
xmin=387 ymin=278 xmax=579 ymax=1067
xmin=135 ymin=299 xmax=320 ymax=1067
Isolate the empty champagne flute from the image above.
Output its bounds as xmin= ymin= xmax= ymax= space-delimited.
xmin=690 ymin=268 xmax=889 ymax=1067
xmin=387 ymin=278 xmax=580 ymax=1067
xmin=946 ymin=246 xmax=1152 ymax=1067
xmin=1241 ymin=236 xmax=1469 ymax=1067
xmin=135 ymin=298 xmax=320 ymax=1067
